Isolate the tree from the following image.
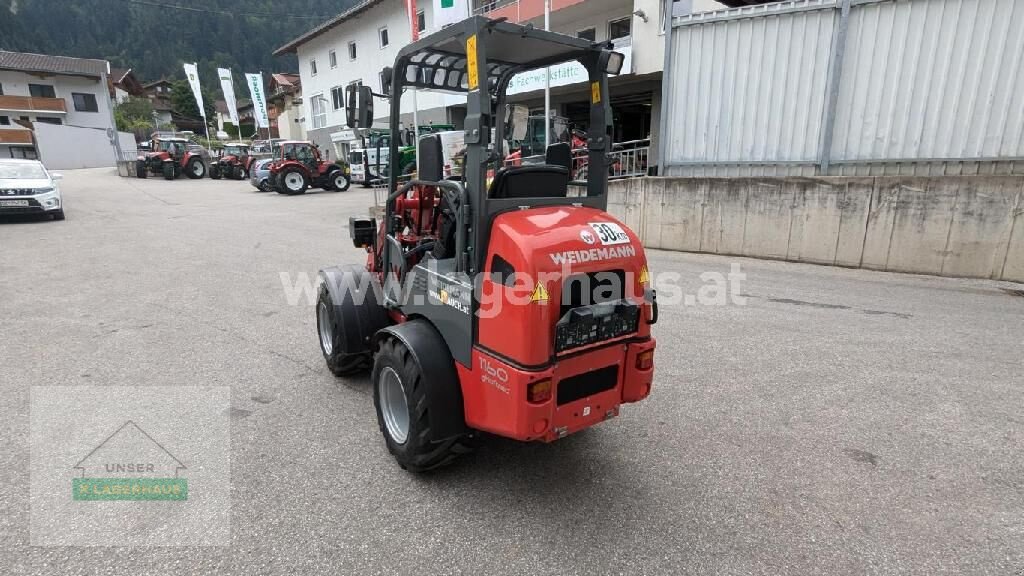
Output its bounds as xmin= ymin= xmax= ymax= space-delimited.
xmin=170 ymin=80 xmax=217 ymax=122
xmin=114 ymin=97 xmax=154 ymax=132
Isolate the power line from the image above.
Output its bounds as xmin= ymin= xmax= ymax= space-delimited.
xmin=122 ymin=0 xmax=339 ymax=20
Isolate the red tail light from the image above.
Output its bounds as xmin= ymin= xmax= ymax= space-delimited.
xmin=527 ymin=379 xmax=552 ymax=404
xmin=636 ymin=350 xmax=654 ymax=371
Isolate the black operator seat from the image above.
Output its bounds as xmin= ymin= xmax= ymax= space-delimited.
xmin=488 ymin=164 xmax=569 ymax=199
xmin=545 ymin=142 xmax=572 ymax=171
xmin=418 ymin=134 xmax=444 ymax=182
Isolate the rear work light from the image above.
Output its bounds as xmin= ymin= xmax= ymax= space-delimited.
xmin=636 ymin=350 xmax=654 ymax=371
xmin=527 ymin=379 xmax=552 ymax=404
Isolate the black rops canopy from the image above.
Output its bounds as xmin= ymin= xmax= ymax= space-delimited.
xmin=394 ymin=17 xmax=601 ymax=94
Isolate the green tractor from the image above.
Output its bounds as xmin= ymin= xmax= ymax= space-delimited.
xmin=351 ymin=125 xmax=455 ymax=185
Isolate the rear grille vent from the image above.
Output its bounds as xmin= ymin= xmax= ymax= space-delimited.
xmin=557 ymin=365 xmax=619 ymax=406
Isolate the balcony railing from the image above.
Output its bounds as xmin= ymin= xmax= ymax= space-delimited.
xmin=504 ymin=139 xmax=651 ymax=181
xmin=0 ymin=129 xmax=35 ymax=145
xmin=0 ymin=95 xmax=67 ymax=113
xmin=472 ymin=0 xmax=585 ymax=23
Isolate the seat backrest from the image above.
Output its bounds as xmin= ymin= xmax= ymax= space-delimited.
xmin=418 ymin=134 xmax=443 ymax=182
xmin=545 ymin=142 xmax=572 ymax=171
xmin=488 ymin=165 xmax=569 ymax=199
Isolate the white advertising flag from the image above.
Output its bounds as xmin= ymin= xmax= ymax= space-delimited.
xmin=245 ymin=73 xmax=270 ymax=129
xmin=432 ymin=0 xmax=469 ymax=30
xmin=183 ymin=62 xmax=206 ymax=118
xmin=217 ymin=68 xmax=240 ymax=126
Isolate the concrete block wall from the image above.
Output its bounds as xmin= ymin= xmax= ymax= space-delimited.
xmin=607 ymin=176 xmax=1024 ymax=282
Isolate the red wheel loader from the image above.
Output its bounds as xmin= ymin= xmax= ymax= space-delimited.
xmin=315 ymin=17 xmax=657 ymax=472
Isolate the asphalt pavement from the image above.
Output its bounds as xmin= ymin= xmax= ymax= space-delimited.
xmin=1 ymin=168 xmax=1021 ymax=575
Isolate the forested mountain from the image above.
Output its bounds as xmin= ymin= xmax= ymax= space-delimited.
xmin=0 ymin=0 xmax=358 ymax=85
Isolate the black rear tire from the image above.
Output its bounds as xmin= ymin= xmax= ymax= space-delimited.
xmin=136 ymin=160 xmax=147 ymax=179
xmin=372 ymin=333 xmax=474 ymax=472
xmin=279 ymin=167 xmax=308 ymax=195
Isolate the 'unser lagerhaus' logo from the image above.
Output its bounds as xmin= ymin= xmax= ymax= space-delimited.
xmin=72 ymin=421 xmax=188 ymax=501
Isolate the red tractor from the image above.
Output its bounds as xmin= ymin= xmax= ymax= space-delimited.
xmin=268 ymin=141 xmax=351 ymax=195
xmin=315 ymin=19 xmax=655 ymax=472
xmin=210 ymin=142 xmax=251 ymax=180
xmin=135 ymin=135 xmax=207 ymax=180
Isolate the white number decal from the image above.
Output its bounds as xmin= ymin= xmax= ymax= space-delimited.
xmin=587 ymin=222 xmax=630 ymax=246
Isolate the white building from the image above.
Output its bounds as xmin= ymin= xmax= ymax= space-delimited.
xmin=276 ymin=0 xmax=727 ymax=167
xmin=0 ymin=50 xmax=117 ymax=159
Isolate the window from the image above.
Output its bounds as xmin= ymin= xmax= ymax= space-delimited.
xmin=331 ymin=86 xmax=344 ymax=111
xmin=72 ymin=93 xmax=98 ymax=112
xmin=35 ymin=117 xmax=62 ymax=125
xmin=379 ymin=27 xmax=389 ymax=48
xmin=29 ymin=84 xmax=56 ymax=98
xmin=310 ymin=95 xmax=327 ymax=129
xmin=329 ymin=50 xmax=337 ymax=68
xmin=609 ymin=17 xmax=631 ymax=40
xmin=0 ymin=116 xmax=8 ymax=126
xmin=379 ymin=70 xmax=389 ymax=94
xmin=348 ymin=41 xmax=357 ymax=60
xmin=310 ymin=59 xmax=318 ymax=76
xmin=0 ymin=83 xmax=4 ymax=95
xmin=577 ymin=27 xmax=596 ymax=41
xmin=11 ymin=147 xmax=38 ymax=160
xmin=417 ymin=10 xmax=425 ymax=33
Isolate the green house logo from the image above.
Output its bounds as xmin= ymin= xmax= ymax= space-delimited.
xmin=72 ymin=421 xmax=188 ymax=501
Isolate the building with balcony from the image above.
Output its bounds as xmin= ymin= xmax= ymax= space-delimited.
xmin=0 ymin=50 xmax=116 ymax=159
xmin=276 ymin=0 xmax=727 ymax=169
xmin=268 ymin=73 xmax=305 ymax=141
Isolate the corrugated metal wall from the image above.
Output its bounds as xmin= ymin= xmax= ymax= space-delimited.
xmin=663 ymin=0 xmax=1024 ymax=176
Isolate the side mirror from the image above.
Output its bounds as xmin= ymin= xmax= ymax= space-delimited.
xmin=345 ymin=84 xmax=358 ymax=128
xmin=51 ymin=173 xmax=63 ymax=181
xmin=357 ymin=85 xmax=374 ymax=128
xmin=380 ymin=67 xmax=393 ymax=97
xmin=508 ymin=104 xmax=529 ymax=142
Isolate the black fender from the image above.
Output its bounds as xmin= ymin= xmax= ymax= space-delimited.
xmin=373 ymin=318 xmax=467 ymax=442
xmin=318 ymin=265 xmax=389 ymax=358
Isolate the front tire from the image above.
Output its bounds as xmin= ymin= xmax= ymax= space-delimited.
xmin=210 ymin=164 xmax=222 ymax=180
xmin=372 ymin=334 xmax=473 ymax=472
xmin=52 ymin=209 xmax=65 ymax=221
xmin=162 ymin=163 xmax=175 ymax=180
xmin=278 ymin=167 xmax=308 ymax=195
xmin=316 ymin=282 xmax=371 ymax=376
xmin=186 ymin=158 xmax=206 ymax=179
xmin=136 ymin=160 xmax=147 ymax=179
xmin=328 ymin=170 xmax=350 ymax=192
xmin=257 ymin=179 xmax=270 ymax=192
xmin=233 ymin=165 xmax=247 ymax=180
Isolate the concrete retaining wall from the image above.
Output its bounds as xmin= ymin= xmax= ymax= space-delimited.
xmin=607 ymin=176 xmax=1024 ymax=282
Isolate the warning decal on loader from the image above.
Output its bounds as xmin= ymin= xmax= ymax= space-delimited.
xmin=466 ymin=35 xmax=479 ymax=90
xmin=530 ymin=282 xmax=549 ymax=303
xmin=588 ymin=222 xmax=630 ymax=245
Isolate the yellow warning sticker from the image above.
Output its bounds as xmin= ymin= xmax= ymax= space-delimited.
xmin=466 ymin=35 xmax=479 ymax=91
xmin=591 ymin=81 xmax=601 ymax=104
xmin=530 ymin=282 xmax=549 ymax=303
xmin=638 ymin=265 xmax=650 ymax=285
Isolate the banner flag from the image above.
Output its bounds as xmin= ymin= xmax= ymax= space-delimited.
xmin=183 ymin=62 xmax=206 ymax=118
xmin=217 ymin=68 xmax=240 ymax=126
xmin=244 ymin=73 xmax=270 ymax=129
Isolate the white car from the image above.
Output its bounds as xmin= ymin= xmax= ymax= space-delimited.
xmin=0 ymin=159 xmax=64 ymax=220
